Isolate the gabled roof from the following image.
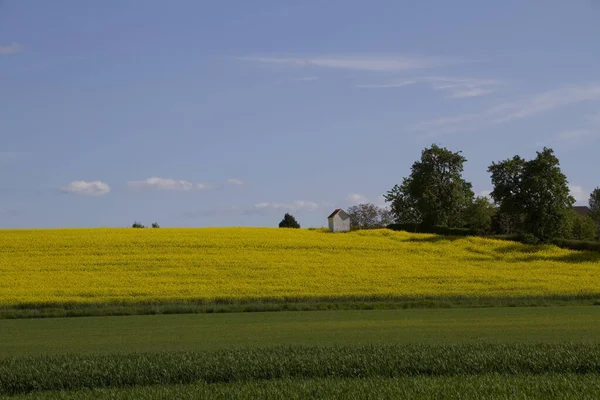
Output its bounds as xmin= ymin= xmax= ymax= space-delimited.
xmin=574 ymin=206 xmax=591 ymax=217
xmin=327 ymin=209 xmax=347 ymax=219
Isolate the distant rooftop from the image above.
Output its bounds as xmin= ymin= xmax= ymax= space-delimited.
xmin=574 ymin=206 xmax=591 ymax=217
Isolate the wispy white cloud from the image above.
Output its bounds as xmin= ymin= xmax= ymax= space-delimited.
xmin=0 ymin=43 xmax=23 ymax=55
xmin=411 ymin=83 xmax=600 ymax=136
xmin=557 ymin=130 xmax=591 ymax=140
xmin=539 ymin=111 xmax=600 ymax=150
xmin=61 ymin=181 xmax=110 ymax=196
xmin=227 ymin=178 xmax=244 ymax=185
xmin=569 ymin=185 xmax=589 ymax=204
xmin=358 ymin=76 xmax=501 ymax=98
xmin=450 ymin=88 xmax=493 ymax=98
xmin=347 ymin=193 xmax=369 ymax=204
xmin=356 ymin=80 xmax=418 ymax=89
xmin=346 ymin=193 xmax=389 ymax=208
xmin=0 ymin=207 xmax=18 ymax=217
xmin=128 ymin=177 xmax=197 ymax=191
xmin=196 ymin=183 xmax=214 ymax=190
xmin=240 ymin=54 xmax=464 ymax=72
xmin=477 ymin=190 xmax=493 ymax=200
xmin=254 ymin=200 xmax=320 ymax=212
xmin=291 ymin=76 xmax=320 ymax=81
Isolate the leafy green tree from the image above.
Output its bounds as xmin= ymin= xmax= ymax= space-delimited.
xmin=590 ymin=188 xmax=600 ymax=230
xmin=385 ymin=144 xmax=473 ymax=227
xmin=278 ymin=213 xmax=300 ymax=228
xmin=384 ymin=184 xmax=421 ymax=224
xmin=132 ymin=221 xmax=145 ymax=228
xmin=570 ymin=211 xmax=597 ymax=241
xmin=464 ymin=196 xmax=496 ymax=234
xmin=151 ymin=222 xmax=160 ymax=228
xmin=488 ymin=156 xmax=526 ymax=234
xmin=346 ymin=203 xmax=393 ymax=229
xmin=488 ymin=148 xmax=574 ymax=240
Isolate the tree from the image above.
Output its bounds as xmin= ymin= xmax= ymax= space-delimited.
xmin=384 ymin=184 xmax=421 ymax=224
xmin=346 ymin=203 xmax=393 ymax=229
xmin=132 ymin=221 xmax=145 ymax=228
xmin=570 ymin=211 xmax=597 ymax=241
xmin=464 ymin=196 xmax=496 ymax=234
xmin=488 ymin=156 xmax=526 ymax=234
xmin=488 ymin=148 xmax=574 ymax=240
xmin=385 ymin=144 xmax=474 ymax=227
xmin=151 ymin=222 xmax=160 ymax=228
xmin=278 ymin=213 xmax=300 ymax=228
xmin=590 ymin=188 xmax=600 ymax=232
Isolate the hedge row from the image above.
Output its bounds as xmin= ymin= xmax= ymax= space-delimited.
xmin=387 ymin=224 xmax=478 ymax=236
xmin=387 ymin=225 xmax=600 ymax=253
xmin=550 ymin=239 xmax=600 ymax=253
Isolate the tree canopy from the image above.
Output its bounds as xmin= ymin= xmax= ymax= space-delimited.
xmin=570 ymin=211 xmax=597 ymax=241
xmin=385 ymin=144 xmax=474 ymax=227
xmin=278 ymin=213 xmax=300 ymax=228
xmin=346 ymin=203 xmax=393 ymax=229
xmin=488 ymin=148 xmax=574 ymax=240
xmin=464 ymin=196 xmax=496 ymax=234
xmin=590 ymin=188 xmax=600 ymax=224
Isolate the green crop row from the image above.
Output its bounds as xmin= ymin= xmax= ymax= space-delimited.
xmin=3 ymin=296 xmax=600 ymax=320
xmin=9 ymin=375 xmax=600 ymax=400
xmin=2 ymin=344 xmax=600 ymax=396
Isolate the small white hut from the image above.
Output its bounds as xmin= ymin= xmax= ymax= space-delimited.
xmin=327 ymin=209 xmax=351 ymax=232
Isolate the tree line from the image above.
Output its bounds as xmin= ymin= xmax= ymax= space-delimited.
xmin=381 ymin=144 xmax=599 ymax=242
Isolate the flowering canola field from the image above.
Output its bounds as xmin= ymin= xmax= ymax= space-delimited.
xmin=0 ymin=228 xmax=599 ymax=306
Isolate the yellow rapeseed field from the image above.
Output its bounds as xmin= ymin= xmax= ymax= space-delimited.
xmin=0 ymin=228 xmax=599 ymax=306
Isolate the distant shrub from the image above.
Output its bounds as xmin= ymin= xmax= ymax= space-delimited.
xmin=279 ymin=213 xmax=300 ymax=229
xmin=516 ymin=233 xmax=540 ymax=245
xmin=132 ymin=222 xmax=145 ymax=228
xmin=151 ymin=222 xmax=160 ymax=228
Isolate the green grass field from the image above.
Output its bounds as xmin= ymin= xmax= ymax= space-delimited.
xmin=3 ymin=343 xmax=600 ymax=398
xmin=3 ymin=307 xmax=600 ymax=398
xmin=9 ymin=375 xmax=600 ymax=400
xmin=2 ymin=307 xmax=600 ymax=357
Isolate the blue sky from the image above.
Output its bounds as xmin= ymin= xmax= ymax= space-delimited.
xmin=2 ymin=0 xmax=600 ymax=228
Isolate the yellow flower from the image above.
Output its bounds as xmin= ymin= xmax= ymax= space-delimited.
xmin=0 ymin=228 xmax=598 ymax=306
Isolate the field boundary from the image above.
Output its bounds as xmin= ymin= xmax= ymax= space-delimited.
xmin=2 ymin=295 xmax=600 ymax=319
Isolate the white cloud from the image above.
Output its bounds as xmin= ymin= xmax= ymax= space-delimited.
xmin=196 ymin=183 xmax=214 ymax=190
xmin=227 ymin=178 xmax=244 ymax=185
xmin=240 ymin=54 xmax=463 ymax=72
xmin=411 ymin=83 xmax=600 ymax=136
xmin=253 ymin=200 xmax=319 ymax=212
xmin=346 ymin=193 xmax=389 ymax=209
xmin=61 ymin=181 xmax=110 ymax=196
xmin=375 ymin=195 xmax=388 ymax=208
xmin=358 ymin=76 xmax=501 ymax=98
xmin=292 ymin=76 xmax=320 ymax=81
xmin=450 ymin=88 xmax=493 ymax=98
xmin=0 ymin=207 xmax=18 ymax=217
xmin=539 ymin=111 xmax=600 ymax=150
xmin=477 ymin=190 xmax=492 ymax=200
xmin=0 ymin=43 xmax=23 ymax=55
xmin=569 ymin=185 xmax=589 ymax=204
xmin=347 ymin=193 xmax=369 ymax=204
xmin=129 ymin=177 xmax=195 ymax=191
xmin=356 ymin=80 xmax=418 ymax=89
xmin=557 ymin=129 xmax=591 ymax=140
